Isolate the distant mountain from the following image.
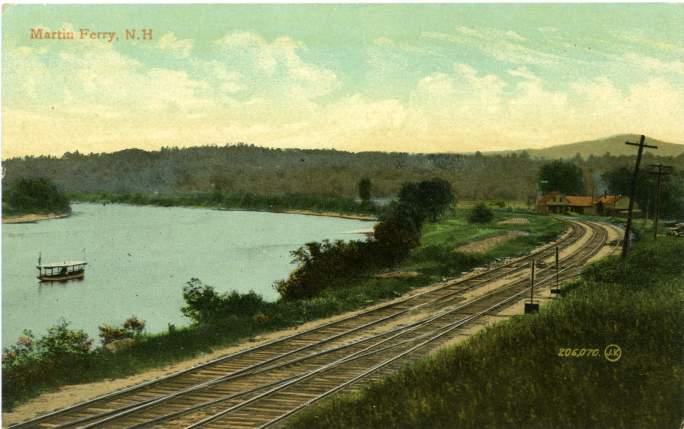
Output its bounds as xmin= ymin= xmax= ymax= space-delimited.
xmin=495 ymin=135 xmax=684 ymax=159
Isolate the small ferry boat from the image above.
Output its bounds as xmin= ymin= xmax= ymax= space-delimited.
xmin=37 ymin=256 xmax=87 ymax=282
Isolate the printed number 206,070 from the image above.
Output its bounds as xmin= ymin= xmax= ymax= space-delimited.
xmin=558 ymin=348 xmax=600 ymax=358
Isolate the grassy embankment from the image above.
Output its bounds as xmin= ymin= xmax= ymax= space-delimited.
xmin=70 ymin=191 xmax=378 ymax=217
xmin=2 ymin=207 xmax=563 ymax=410
xmin=286 ymin=236 xmax=682 ymax=429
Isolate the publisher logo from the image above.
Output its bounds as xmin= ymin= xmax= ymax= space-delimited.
xmin=603 ymin=344 xmax=622 ymax=362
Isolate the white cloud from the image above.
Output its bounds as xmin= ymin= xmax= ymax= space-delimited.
xmin=201 ymin=60 xmax=245 ymax=94
xmin=422 ymin=28 xmax=560 ymax=65
xmin=405 ymin=63 xmax=683 ymax=151
xmin=215 ymin=32 xmax=280 ymax=74
xmin=158 ymin=32 xmax=193 ymax=58
xmin=214 ymin=31 xmax=339 ymax=99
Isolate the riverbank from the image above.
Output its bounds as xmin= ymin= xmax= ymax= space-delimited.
xmin=285 ymin=236 xmax=682 ymax=429
xmin=212 ymin=206 xmax=377 ymax=221
xmin=71 ymin=191 xmax=379 ymax=219
xmin=2 ymin=212 xmax=70 ymax=224
xmin=281 ymin=209 xmax=376 ymax=221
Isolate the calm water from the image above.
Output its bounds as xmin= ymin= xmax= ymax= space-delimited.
xmin=2 ymin=204 xmax=373 ymax=347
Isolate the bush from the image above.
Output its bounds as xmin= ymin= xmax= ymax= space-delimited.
xmin=122 ymin=316 xmax=146 ymax=335
xmin=468 ymin=203 xmax=494 ymax=224
xmin=3 ymin=320 xmax=93 ymax=404
xmin=274 ymin=178 xmax=455 ymax=300
xmin=99 ymin=316 xmax=146 ymax=345
xmin=3 ymin=177 xmax=71 ymax=215
xmin=373 ymin=203 xmax=422 ymax=265
xmin=182 ymin=278 xmax=268 ymax=324
xmin=274 ymin=240 xmax=377 ymax=300
xmin=98 ymin=324 xmax=130 ymax=345
xmin=34 ymin=320 xmax=93 ymax=362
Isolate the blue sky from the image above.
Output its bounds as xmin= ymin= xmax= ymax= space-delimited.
xmin=3 ymin=4 xmax=684 ymax=157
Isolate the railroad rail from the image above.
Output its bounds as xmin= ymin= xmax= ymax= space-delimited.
xmin=11 ymin=219 xmax=617 ymax=429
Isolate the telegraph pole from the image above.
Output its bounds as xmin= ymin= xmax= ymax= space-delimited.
xmin=649 ymin=164 xmax=673 ymax=240
xmin=622 ymin=135 xmax=657 ymax=258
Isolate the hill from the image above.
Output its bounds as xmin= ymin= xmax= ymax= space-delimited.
xmin=497 ymin=134 xmax=684 ymax=159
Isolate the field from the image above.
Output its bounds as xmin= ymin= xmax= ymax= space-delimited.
xmin=285 ymin=236 xmax=682 ymax=429
xmin=404 ymin=207 xmax=563 ymax=278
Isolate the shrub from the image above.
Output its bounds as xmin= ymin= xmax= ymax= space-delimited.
xmin=468 ymin=203 xmax=494 ymax=224
xmin=181 ymin=278 xmax=225 ymax=324
xmin=182 ymin=278 xmax=268 ymax=324
xmin=98 ymin=324 xmax=130 ymax=345
xmin=274 ymin=178 xmax=454 ymax=300
xmin=122 ymin=316 xmax=146 ymax=335
xmin=99 ymin=316 xmax=146 ymax=345
xmin=275 ymin=240 xmax=377 ymax=300
xmin=373 ymin=204 xmax=422 ymax=265
xmin=36 ymin=320 xmax=93 ymax=361
xmin=253 ymin=312 xmax=271 ymax=325
xmin=3 ymin=320 xmax=94 ymax=402
xmin=2 ymin=331 xmax=38 ymax=370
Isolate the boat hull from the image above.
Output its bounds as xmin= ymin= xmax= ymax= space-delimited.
xmin=38 ymin=272 xmax=85 ymax=282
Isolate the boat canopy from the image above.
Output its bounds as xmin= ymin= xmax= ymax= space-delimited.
xmin=37 ymin=261 xmax=88 ymax=269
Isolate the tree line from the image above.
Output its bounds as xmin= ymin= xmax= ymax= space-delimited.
xmin=5 ymin=144 xmax=682 ymax=204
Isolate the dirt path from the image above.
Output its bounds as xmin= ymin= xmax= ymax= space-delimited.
xmin=455 ymin=231 xmax=528 ymax=253
xmin=497 ymin=217 xmax=530 ymax=225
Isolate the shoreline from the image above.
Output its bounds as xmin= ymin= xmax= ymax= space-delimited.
xmin=2 ymin=212 xmax=70 ymax=224
xmin=72 ymin=199 xmax=379 ymax=222
xmin=280 ymin=209 xmax=376 ymax=221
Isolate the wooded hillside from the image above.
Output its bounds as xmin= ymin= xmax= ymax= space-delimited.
xmin=3 ymin=143 xmax=684 ymax=203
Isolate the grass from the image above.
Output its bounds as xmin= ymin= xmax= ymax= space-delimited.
xmin=405 ymin=208 xmax=564 ymax=278
xmin=285 ymin=237 xmax=682 ymax=429
xmin=2 ymin=206 xmax=563 ymax=411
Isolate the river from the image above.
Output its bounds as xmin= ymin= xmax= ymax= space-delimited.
xmin=2 ymin=203 xmax=374 ymax=347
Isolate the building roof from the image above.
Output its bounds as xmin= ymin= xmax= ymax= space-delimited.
xmin=537 ymin=191 xmax=561 ymax=204
xmin=565 ymin=196 xmax=594 ymax=207
xmin=596 ymin=195 xmax=623 ymax=205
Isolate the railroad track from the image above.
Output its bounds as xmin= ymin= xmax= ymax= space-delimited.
xmin=11 ymin=219 xmax=616 ymax=429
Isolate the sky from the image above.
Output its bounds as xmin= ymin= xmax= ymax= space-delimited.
xmin=2 ymin=4 xmax=684 ymax=158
